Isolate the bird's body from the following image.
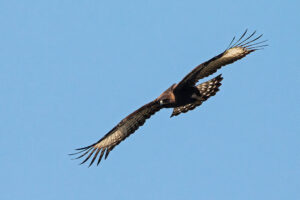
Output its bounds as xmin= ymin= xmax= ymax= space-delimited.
xmin=71 ymin=30 xmax=267 ymax=166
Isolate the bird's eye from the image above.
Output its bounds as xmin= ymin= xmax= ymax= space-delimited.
xmin=160 ymin=99 xmax=169 ymax=105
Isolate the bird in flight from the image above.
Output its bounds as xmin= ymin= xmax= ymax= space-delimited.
xmin=71 ymin=30 xmax=267 ymax=167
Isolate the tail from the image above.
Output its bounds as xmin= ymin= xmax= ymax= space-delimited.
xmin=196 ymin=74 xmax=223 ymax=101
xmin=171 ymin=74 xmax=223 ymax=117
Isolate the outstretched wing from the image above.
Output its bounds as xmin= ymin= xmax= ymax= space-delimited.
xmin=71 ymin=100 xmax=162 ymax=167
xmin=171 ymin=74 xmax=223 ymax=117
xmin=175 ymin=30 xmax=267 ymax=91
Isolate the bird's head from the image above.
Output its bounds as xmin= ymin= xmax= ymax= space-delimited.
xmin=157 ymin=84 xmax=177 ymax=107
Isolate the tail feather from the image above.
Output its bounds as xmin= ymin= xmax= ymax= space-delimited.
xmin=197 ymin=74 xmax=223 ymax=101
xmin=171 ymin=74 xmax=223 ymax=117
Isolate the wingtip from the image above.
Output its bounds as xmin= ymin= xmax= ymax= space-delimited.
xmin=228 ymin=29 xmax=267 ymax=50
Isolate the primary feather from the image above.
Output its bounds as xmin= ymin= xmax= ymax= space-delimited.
xmin=71 ymin=101 xmax=161 ymax=166
xmin=174 ymin=30 xmax=267 ymax=91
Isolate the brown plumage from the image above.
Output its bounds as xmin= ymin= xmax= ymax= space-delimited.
xmin=71 ymin=30 xmax=267 ymax=166
xmin=171 ymin=74 xmax=223 ymax=117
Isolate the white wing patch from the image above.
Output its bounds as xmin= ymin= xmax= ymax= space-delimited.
xmin=223 ymin=47 xmax=246 ymax=58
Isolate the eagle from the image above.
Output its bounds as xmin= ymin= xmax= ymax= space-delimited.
xmin=71 ymin=30 xmax=267 ymax=167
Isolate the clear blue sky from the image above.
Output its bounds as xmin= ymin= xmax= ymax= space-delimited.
xmin=1 ymin=1 xmax=299 ymax=200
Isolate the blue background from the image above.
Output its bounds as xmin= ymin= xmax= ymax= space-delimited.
xmin=1 ymin=1 xmax=299 ymax=199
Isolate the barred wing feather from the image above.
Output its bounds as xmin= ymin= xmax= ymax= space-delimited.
xmin=71 ymin=101 xmax=162 ymax=166
xmin=175 ymin=30 xmax=267 ymax=90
